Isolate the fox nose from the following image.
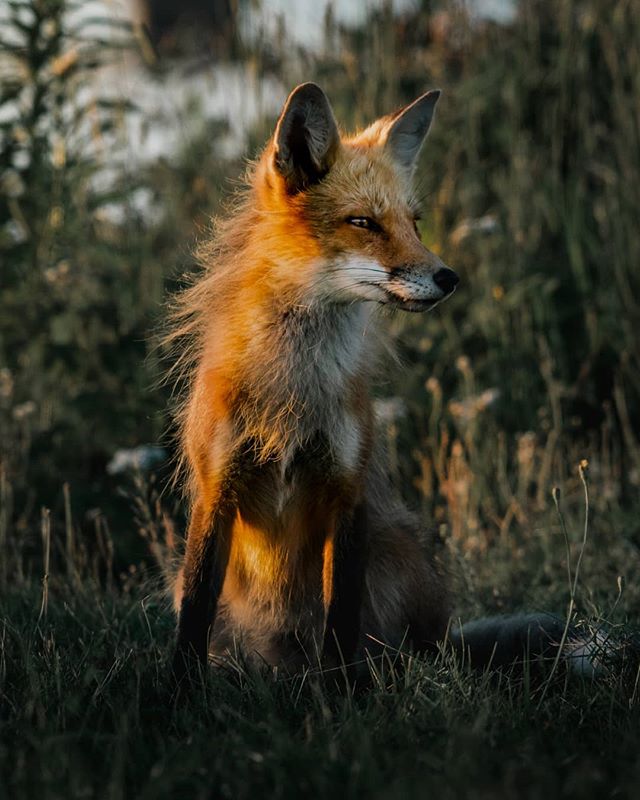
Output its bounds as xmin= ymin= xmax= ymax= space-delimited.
xmin=433 ymin=267 xmax=459 ymax=295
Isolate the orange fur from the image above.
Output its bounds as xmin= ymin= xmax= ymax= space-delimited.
xmin=167 ymin=84 xmax=456 ymax=676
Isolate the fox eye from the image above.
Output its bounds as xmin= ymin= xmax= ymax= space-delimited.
xmin=413 ymin=218 xmax=422 ymax=239
xmin=346 ymin=216 xmax=383 ymax=233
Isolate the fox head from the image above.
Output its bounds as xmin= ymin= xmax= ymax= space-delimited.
xmin=257 ymin=82 xmax=458 ymax=312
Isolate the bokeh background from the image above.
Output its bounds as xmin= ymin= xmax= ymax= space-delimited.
xmin=2 ymin=2 xmax=640 ymax=797
xmin=2 ymin=0 xmax=639 ymax=614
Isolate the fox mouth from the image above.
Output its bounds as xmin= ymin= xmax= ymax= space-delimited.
xmin=381 ymin=287 xmax=455 ymax=313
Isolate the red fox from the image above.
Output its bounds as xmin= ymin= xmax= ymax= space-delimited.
xmin=166 ymin=83 xmax=618 ymax=680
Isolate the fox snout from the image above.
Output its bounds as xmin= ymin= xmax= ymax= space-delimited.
xmin=383 ymin=259 xmax=459 ymax=312
xmin=325 ymin=252 xmax=459 ymax=312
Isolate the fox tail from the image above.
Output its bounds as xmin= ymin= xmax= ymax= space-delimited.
xmin=448 ymin=613 xmax=639 ymax=678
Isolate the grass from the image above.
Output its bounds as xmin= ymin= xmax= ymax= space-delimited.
xmin=2 ymin=465 xmax=640 ymax=799
xmin=2 ymin=579 xmax=640 ymax=800
xmin=2 ymin=604 xmax=640 ymax=799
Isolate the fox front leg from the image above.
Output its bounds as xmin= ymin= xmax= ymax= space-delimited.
xmin=172 ymin=494 xmax=235 ymax=683
xmin=322 ymin=502 xmax=368 ymax=672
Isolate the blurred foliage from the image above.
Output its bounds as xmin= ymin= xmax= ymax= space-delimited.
xmin=383 ymin=0 xmax=640 ymax=554
xmin=0 ymin=0 xmax=161 ymax=525
xmin=1 ymin=0 xmax=639 ymax=593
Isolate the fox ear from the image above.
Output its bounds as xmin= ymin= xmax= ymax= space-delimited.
xmin=273 ymin=83 xmax=340 ymax=194
xmin=383 ymin=89 xmax=440 ymax=173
